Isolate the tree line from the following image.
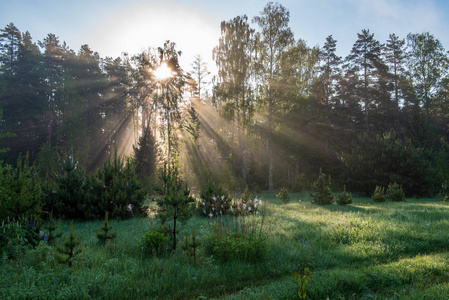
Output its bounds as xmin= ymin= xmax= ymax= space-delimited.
xmin=209 ymin=2 xmax=449 ymax=196
xmin=1 ymin=2 xmax=449 ymax=196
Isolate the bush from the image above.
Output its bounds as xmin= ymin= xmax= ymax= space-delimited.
xmin=86 ymin=151 xmax=146 ymax=219
xmin=234 ymin=186 xmax=261 ymax=216
xmin=0 ymin=216 xmax=41 ymax=259
xmin=373 ymin=186 xmax=387 ymax=203
xmin=337 ymin=185 xmax=352 ymax=205
xmin=198 ymin=180 xmax=232 ymax=217
xmin=387 ymin=182 xmax=405 ymax=202
xmin=138 ymin=230 xmax=167 ymax=257
xmin=341 ymin=131 xmax=439 ymax=197
xmin=46 ymin=155 xmax=87 ymax=219
xmin=309 ymin=169 xmax=334 ymax=205
xmin=0 ymin=153 xmax=43 ymax=220
xmin=276 ymin=187 xmax=290 ymax=203
xmin=203 ymin=214 xmax=268 ymax=263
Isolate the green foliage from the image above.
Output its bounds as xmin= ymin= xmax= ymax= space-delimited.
xmin=0 ymin=153 xmax=42 ymax=220
xmin=86 ymin=150 xmax=145 ymax=219
xmin=373 ymin=186 xmax=387 ymax=202
xmin=387 ymin=182 xmax=405 ymax=202
xmin=47 ymin=151 xmax=145 ymax=220
xmin=441 ymin=180 xmax=449 ymax=202
xmin=55 ymin=221 xmax=81 ymax=267
xmin=181 ymin=229 xmax=201 ymax=263
xmin=0 ymin=216 xmax=40 ymax=259
xmin=0 ymin=107 xmax=15 ymax=154
xmin=236 ymin=186 xmax=263 ymax=215
xmin=309 ymin=169 xmax=334 ymax=205
xmin=337 ymin=185 xmax=353 ymax=205
xmin=45 ymin=212 xmax=62 ymax=244
xmin=199 ymin=180 xmax=232 ymax=217
xmin=292 ymin=266 xmax=313 ymax=299
xmin=1 ymin=196 xmax=449 ymax=299
xmin=276 ymin=187 xmax=290 ymax=203
xmin=133 ymin=125 xmax=159 ymax=185
xmin=341 ymin=131 xmax=439 ymax=197
xmin=96 ymin=212 xmax=117 ymax=244
xmin=48 ymin=155 xmax=86 ymax=219
xmin=35 ymin=142 xmax=59 ymax=180
xmin=153 ymin=166 xmax=195 ymax=250
xmin=204 ymin=213 xmax=269 ymax=262
xmin=138 ymin=230 xmax=167 ymax=257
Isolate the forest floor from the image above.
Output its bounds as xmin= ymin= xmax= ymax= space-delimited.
xmin=1 ymin=193 xmax=449 ymax=299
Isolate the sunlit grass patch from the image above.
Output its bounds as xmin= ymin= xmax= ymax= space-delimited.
xmin=1 ymin=194 xmax=449 ymax=299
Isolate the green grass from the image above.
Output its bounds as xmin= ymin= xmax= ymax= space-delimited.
xmin=1 ymin=193 xmax=449 ymax=299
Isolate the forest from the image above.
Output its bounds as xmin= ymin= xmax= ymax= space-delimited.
xmin=2 ymin=2 xmax=449 ymax=198
xmin=1 ymin=2 xmax=449 ymax=299
xmin=2 ymin=4 xmax=449 ymax=198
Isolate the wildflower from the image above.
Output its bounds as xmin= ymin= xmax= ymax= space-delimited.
xmin=127 ymin=204 xmax=133 ymax=211
xmin=221 ymin=195 xmax=225 ymax=200
xmin=43 ymin=234 xmax=49 ymax=242
xmin=202 ymin=202 xmax=205 ymax=206
xmin=208 ymin=213 xmax=213 ymax=218
xmin=203 ymin=209 xmax=206 ymax=214
xmin=273 ymin=213 xmax=278 ymax=217
xmin=242 ymin=203 xmax=247 ymax=210
xmin=212 ymin=196 xmax=217 ymax=202
xmin=248 ymin=206 xmax=251 ymax=211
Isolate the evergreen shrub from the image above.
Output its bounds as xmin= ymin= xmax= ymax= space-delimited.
xmin=309 ymin=169 xmax=334 ymax=205
xmin=387 ymin=182 xmax=405 ymax=202
xmin=0 ymin=153 xmax=42 ymax=220
xmin=373 ymin=186 xmax=387 ymax=202
xmin=337 ymin=185 xmax=352 ymax=205
xmin=276 ymin=187 xmax=290 ymax=203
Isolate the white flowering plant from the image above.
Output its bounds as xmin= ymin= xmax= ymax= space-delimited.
xmin=199 ymin=180 xmax=232 ymax=217
xmin=235 ymin=186 xmax=261 ymax=216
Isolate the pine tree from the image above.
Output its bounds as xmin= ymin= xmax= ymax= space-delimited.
xmin=55 ymin=221 xmax=81 ymax=267
xmin=344 ymin=29 xmax=388 ymax=131
xmin=96 ymin=212 xmax=117 ymax=243
xmin=154 ymin=165 xmax=195 ymax=251
xmin=309 ymin=169 xmax=334 ymax=205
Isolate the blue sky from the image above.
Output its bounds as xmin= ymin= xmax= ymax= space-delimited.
xmin=2 ymin=0 xmax=449 ymax=72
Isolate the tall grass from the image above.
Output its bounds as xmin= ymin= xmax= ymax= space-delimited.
xmin=1 ymin=193 xmax=448 ymax=299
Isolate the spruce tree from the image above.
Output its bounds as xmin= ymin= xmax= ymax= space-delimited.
xmin=133 ymin=125 xmax=158 ymax=181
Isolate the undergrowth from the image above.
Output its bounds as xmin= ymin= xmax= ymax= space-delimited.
xmin=1 ymin=193 xmax=448 ymax=299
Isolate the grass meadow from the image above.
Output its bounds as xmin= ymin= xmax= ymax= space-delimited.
xmin=1 ymin=193 xmax=449 ymax=299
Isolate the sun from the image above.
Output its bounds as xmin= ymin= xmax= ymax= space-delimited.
xmin=153 ymin=62 xmax=173 ymax=81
